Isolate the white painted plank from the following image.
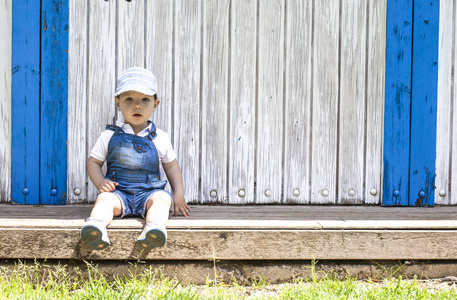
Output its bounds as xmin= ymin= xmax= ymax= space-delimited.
xmin=145 ymin=0 xmax=174 ymax=193
xmin=256 ymin=0 xmax=284 ymax=204
xmin=200 ymin=0 xmax=229 ymax=203
xmin=0 ymin=0 xmax=11 ymax=202
xmin=86 ymin=0 xmax=117 ymax=202
xmin=117 ymin=0 xmax=145 ymax=71
xmin=311 ymin=0 xmax=340 ymax=203
xmin=228 ymin=0 xmax=257 ymax=204
xmin=173 ymin=0 xmax=202 ymax=203
xmin=67 ymin=0 xmax=88 ymax=203
xmin=365 ymin=0 xmax=386 ymax=204
xmin=338 ymin=0 xmax=367 ymax=204
xmin=435 ymin=0 xmax=453 ymax=204
xmin=145 ymin=0 xmax=173 ymax=134
xmin=451 ymin=1 xmax=457 ymax=205
xmin=283 ymin=0 xmax=312 ymax=204
xmin=116 ymin=0 xmax=145 ymax=122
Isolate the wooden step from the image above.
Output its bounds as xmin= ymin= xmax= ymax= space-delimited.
xmin=1 ymin=204 xmax=457 ymax=261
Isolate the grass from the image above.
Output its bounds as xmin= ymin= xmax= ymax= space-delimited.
xmin=0 ymin=260 xmax=456 ymax=299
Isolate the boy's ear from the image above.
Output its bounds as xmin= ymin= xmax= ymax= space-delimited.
xmin=115 ymin=96 xmax=120 ymax=107
xmin=154 ymin=98 xmax=160 ymax=108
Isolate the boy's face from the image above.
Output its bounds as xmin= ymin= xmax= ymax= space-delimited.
xmin=115 ymin=91 xmax=160 ymax=132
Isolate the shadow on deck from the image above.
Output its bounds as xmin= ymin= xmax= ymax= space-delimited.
xmin=1 ymin=204 xmax=457 ymax=261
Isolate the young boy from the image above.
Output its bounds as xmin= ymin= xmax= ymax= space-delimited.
xmin=81 ymin=67 xmax=190 ymax=250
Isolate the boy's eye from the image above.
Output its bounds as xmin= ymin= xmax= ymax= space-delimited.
xmin=142 ymin=98 xmax=150 ymax=102
xmin=125 ymin=97 xmax=133 ymax=101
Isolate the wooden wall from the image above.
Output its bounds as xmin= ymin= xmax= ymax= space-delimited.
xmin=0 ymin=0 xmax=11 ymax=202
xmin=67 ymin=0 xmax=387 ymax=205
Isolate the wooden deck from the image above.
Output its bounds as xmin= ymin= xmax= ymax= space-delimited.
xmin=1 ymin=204 xmax=457 ymax=261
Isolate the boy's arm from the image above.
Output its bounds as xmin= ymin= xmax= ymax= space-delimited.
xmin=163 ymin=159 xmax=190 ymax=216
xmin=87 ymin=156 xmax=118 ymax=193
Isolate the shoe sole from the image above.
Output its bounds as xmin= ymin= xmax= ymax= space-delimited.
xmin=80 ymin=224 xmax=110 ymax=250
xmin=137 ymin=228 xmax=166 ymax=249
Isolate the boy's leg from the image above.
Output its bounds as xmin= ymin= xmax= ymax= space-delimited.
xmin=89 ymin=192 xmax=123 ymax=226
xmin=81 ymin=192 xmax=122 ymax=250
xmin=145 ymin=191 xmax=172 ymax=223
xmin=137 ymin=191 xmax=172 ymax=248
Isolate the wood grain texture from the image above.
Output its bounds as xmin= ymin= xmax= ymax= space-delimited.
xmin=256 ymin=0 xmax=284 ymax=204
xmin=311 ymin=0 xmax=340 ymax=203
xmin=11 ymin=0 xmax=41 ymax=205
xmin=146 ymin=0 xmax=174 ymax=135
xmin=436 ymin=0 xmax=455 ymax=204
xmin=200 ymin=0 xmax=229 ymax=203
xmin=145 ymin=0 xmax=174 ymax=193
xmin=228 ymin=0 xmax=256 ymax=204
xmin=173 ymin=0 xmax=202 ymax=203
xmin=63 ymin=0 xmax=388 ymax=205
xmin=2 ymin=227 xmax=457 ymax=260
xmin=365 ymin=0 xmax=386 ymax=204
xmin=338 ymin=0 xmax=366 ymax=204
xmin=86 ymin=0 xmax=116 ymax=202
xmin=0 ymin=0 xmax=11 ymax=202
xmin=40 ymin=0 xmax=69 ymax=205
xmin=383 ymin=0 xmax=413 ymax=206
xmin=283 ymin=0 xmax=312 ymax=204
xmin=451 ymin=2 xmax=457 ymax=205
xmin=68 ymin=0 xmax=88 ymax=204
xmin=117 ymin=0 xmax=144 ymax=71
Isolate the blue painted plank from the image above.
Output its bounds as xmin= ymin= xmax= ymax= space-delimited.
xmin=11 ymin=0 xmax=41 ymax=205
xmin=383 ymin=0 xmax=413 ymax=206
xmin=409 ymin=0 xmax=439 ymax=206
xmin=40 ymin=0 xmax=69 ymax=205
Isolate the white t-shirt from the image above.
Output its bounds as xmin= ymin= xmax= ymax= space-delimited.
xmin=90 ymin=121 xmax=176 ymax=166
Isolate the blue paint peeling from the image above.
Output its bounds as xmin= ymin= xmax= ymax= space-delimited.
xmin=383 ymin=0 xmax=438 ymax=206
xmin=12 ymin=0 xmax=68 ymax=205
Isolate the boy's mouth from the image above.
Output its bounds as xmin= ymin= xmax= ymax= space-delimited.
xmin=133 ymin=113 xmax=142 ymax=117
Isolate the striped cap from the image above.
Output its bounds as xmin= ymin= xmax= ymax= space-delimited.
xmin=115 ymin=67 xmax=157 ymax=97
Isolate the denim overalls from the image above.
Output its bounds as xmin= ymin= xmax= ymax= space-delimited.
xmin=104 ymin=122 xmax=171 ymax=218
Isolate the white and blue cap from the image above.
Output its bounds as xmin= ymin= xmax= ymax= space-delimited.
xmin=114 ymin=67 xmax=158 ymax=97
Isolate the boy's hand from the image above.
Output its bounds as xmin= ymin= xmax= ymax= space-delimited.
xmin=97 ymin=179 xmax=118 ymax=193
xmin=174 ymin=194 xmax=191 ymax=217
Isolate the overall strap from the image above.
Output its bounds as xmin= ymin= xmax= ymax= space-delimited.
xmin=105 ymin=124 xmax=124 ymax=133
xmin=148 ymin=121 xmax=158 ymax=140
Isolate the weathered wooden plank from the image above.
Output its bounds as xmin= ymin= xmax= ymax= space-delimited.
xmin=283 ymin=0 xmax=312 ymax=204
xmin=383 ymin=0 xmax=413 ymax=206
xmin=86 ymin=0 xmax=116 ymax=202
xmin=68 ymin=0 xmax=88 ymax=204
xmin=173 ymin=0 xmax=202 ymax=203
xmin=2 ymin=228 xmax=457 ymax=260
xmin=365 ymin=0 xmax=386 ymax=204
xmin=256 ymin=0 xmax=284 ymax=204
xmin=145 ymin=0 xmax=174 ymax=135
xmin=145 ymin=0 xmax=174 ymax=192
xmin=117 ymin=0 xmax=145 ymax=122
xmin=3 ymin=204 xmax=457 ymax=221
xmin=451 ymin=1 xmax=457 ymax=205
xmin=200 ymin=0 xmax=229 ymax=203
xmin=435 ymin=0 xmax=453 ymax=205
xmin=117 ymin=0 xmax=144 ymax=71
xmin=40 ymin=0 xmax=69 ymax=205
xmin=338 ymin=0 xmax=367 ymax=204
xmin=0 ymin=0 xmax=12 ymax=202
xmin=11 ymin=0 xmax=41 ymax=204
xmin=228 ymin=0 xmax=256 ymax=204
xmin=311 ymin=0 xmax=340 ymax=204
xmin=409 ymin=0 xmax=439 ymax=206
xmin=6 ymin=218 xmax=457 ymax=230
